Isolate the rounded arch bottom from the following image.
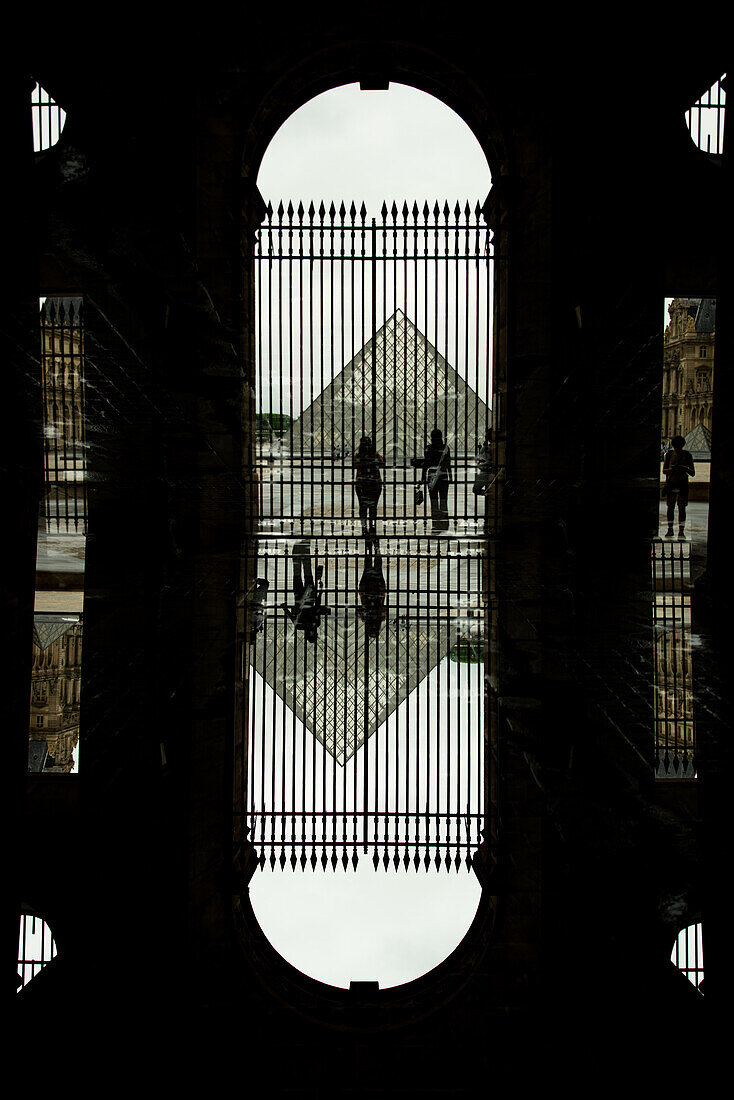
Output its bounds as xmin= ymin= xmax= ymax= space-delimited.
xmin=248 ymin=861 xmax=482 ymax=990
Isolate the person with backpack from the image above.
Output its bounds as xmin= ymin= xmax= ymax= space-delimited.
xmin=663 ymin=435 xmax=695 ymax=538
xmin=420 ymin=428 xmax=452 ymax=532
xmin=280 ymin=541 xmax=330 ymax=644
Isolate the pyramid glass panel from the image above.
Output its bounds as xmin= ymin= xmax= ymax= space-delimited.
xmin=291 ymin=311 xmax=488 ymax=462
xmin=252 ymin=540 xmax=481 ymax=764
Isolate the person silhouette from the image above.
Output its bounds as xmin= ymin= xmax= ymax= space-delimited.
xmin=246 ymin=577 xmax=269 ymax=643
xmin=473 ymin=432 xmax=493 ymax=497
xmin=353 ymin=435 xmax=384 ymax=541
xmin=420 ymin=428 xmax=452 ymax=532
xmin=358 ymin=549 xmax=387 ymax=638
xmin=663 ymin=435 xmax=695 ymax=538
xmin=280 ymin=541 xmax=330 ymax=643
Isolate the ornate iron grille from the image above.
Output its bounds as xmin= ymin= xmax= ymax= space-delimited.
xmin=239 ymin=201 xmax=494 ymax=870
xmin=253 ymin=201 xmax=492 ymax=536
xmin=40 ymin=297 xmax=86 ymax=534
xmin=652 ymin=539 xmax=695 ymax=778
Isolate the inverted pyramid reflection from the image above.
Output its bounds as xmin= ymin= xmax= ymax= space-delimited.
xmin=252 ymin=540 xmax=481 ymax=763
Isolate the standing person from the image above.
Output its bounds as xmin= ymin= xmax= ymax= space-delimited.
xmin=246 ymin=577 xmax=269 ymax=644
xmin=358 ymin=549 xmax=387 ymax=638
xmin=663 ymin=435 xmax=695 ymax=538
xmin=280 ymin=541 xmax=330 ymax=643
xmin=473 ymin=432 xmax=493 ymax=497
xmin=420 ymin=428 xmax=452 ymax=532
xmin=353 ymin=435 xmax=384 ymax=541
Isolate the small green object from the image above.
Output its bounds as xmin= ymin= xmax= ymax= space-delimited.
xmin=449 ymin=637 xmax=483 ymax=664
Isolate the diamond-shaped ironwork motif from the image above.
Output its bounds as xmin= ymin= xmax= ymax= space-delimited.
xmin=252 ymin=311 xmax=487 ymax=764
xmin=252 ymin=556 xmax=460 ymax=765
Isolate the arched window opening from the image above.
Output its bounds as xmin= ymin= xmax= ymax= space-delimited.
xmin=671 ymin=921 xmax=704 ymax=993
xmin=17 ymin=911 xmax=57 ymax=991
xmin=241 ymin=83 xmax=493 ymax=989
xmin=29 ymin=297 xmax=86 ymax=775
xmin=685 ymin=74 xmax=726 ymax=154
xmin=249 ymin=859 xmax=482 ymax=990
xmin=655 ymin=298 xmax=714 ymax=778
xmin=32 ymin=83 xmax=66 ymax=152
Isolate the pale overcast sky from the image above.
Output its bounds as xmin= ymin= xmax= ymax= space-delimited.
xmin=257 ymin=82 xmax=492 ymax=215
xmin=250 ymin=83 xmax=490 ymax=991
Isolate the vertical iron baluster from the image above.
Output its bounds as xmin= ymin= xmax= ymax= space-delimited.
xmin=285 ymin=203 xmax=294 ymax=528
xmin=49 ymin=301 xmax=60 ymax=531
xmin=410 ymin=540 xmax=417 ymax=868
xmin=328 ymin=202 xmax=336 ymax=532
xmin=372 ymin=215 xmax=379 ymax=452
xmin=256 ymin=217 xmax=263 ymax=527
xmin=68 ymin=300 xmax=77 ymax=530
xmin=662 ymin=541 xmax=670 ymax=774
xmin=332 ymin=552 xmax=338 ymax=868
xmin=401 ymin=202 xmax=409 ymax=525
xmin=448 ymin=550 xmax=453 ymax=866
xmin=351 ymin=549 xmax=358 ymax=869
xmin=463 ymin=201 xmax=470 ymax=526
xmin=360 ymin=203 xmax=366 ymax=451
xmin=79 ymin=301 xmax=87 ymax=534
xmin=60 ymin=301 xmax=68 ymax=531
xmin=305 ymin=203 xmax=313 ymax=520
xmin=270 ymin=559 xmax=279 ymax=869
xmin=40 ymin=301 xmax=50 ymax=532
xmin=389 ymin=202 xmax=397 ymax=521
xmin=473 ymin=203 xmax=480 ymax=473
xmin=339 ymin=203 xmax=347 ymax=524
xmin=274 ymin=204 xmax=284 ymax=526
xmin=452 ymin=202 xmax=460 ymax=520
xmin=318 ymin=202 xmax=326 ymax=540
xmin=425 ymin=537 xmax=432 ymax=870
xmin=413 ymin=204 xmax=420 ymax=489
xmin=21 ymin=913 xmax=28 ymax=988
xmin=266 ymin=205 xmax=274 ymax=527
xmin=432 ymin=202 xmax=440 ymax=451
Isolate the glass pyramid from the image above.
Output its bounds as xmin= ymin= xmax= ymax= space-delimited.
xmin=251 ymin=546 xmax=471 ymax=764
xmin=291 ymin=310 xmax=488 ymax=460
xmin=33 ymin=613 xmax=80 ymax=651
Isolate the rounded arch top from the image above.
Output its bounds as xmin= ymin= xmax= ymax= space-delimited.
xmin=242 ymin=43 xmax=508 ymax=191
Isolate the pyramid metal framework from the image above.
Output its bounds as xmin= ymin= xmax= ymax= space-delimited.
xmin=251 ymin=550 xmax=469 ymax=764
xmin=33 ymin=613 xmax=80 ymax=651
xmin=684 ymin=421 xmax=711 ymax=460
xmin=290 ymin=310 xmax=488 ymax=459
